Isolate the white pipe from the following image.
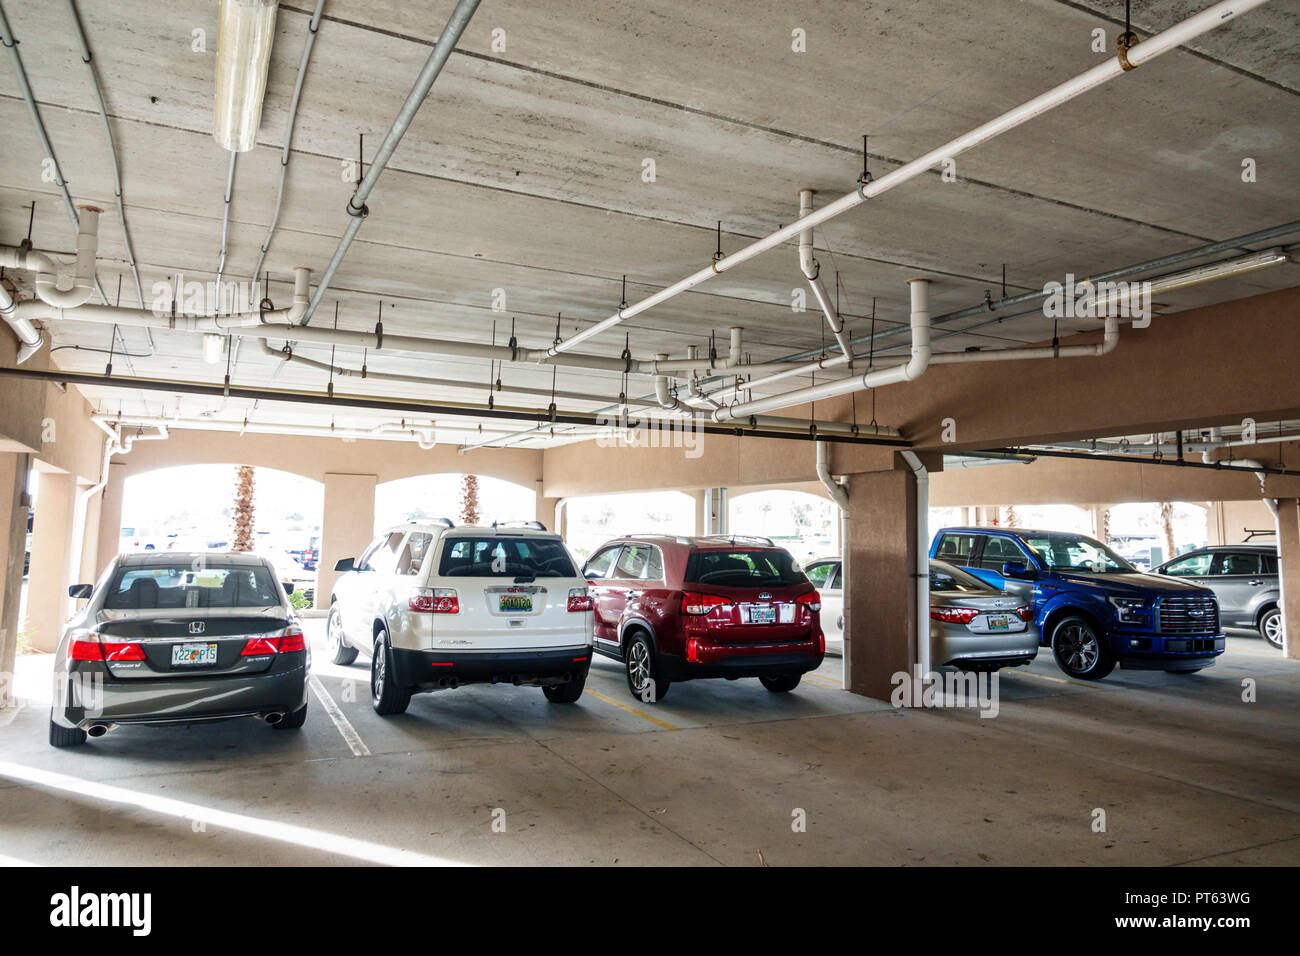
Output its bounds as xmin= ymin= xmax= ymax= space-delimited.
xmin=715 ymin=278 xmax=932 ymax=421
xmin=0 ymin=280 xmax=43 ymax=363
xmin=816 ymin=440 xmax=850 ymax=689
xmin=92 ymin=414 xmax=523 ymax=445
xmin=727 ymin=327 xmax=743 ymax=367
xmin=545 ymin=0 xmax=1272 ymax=357
xmin=900 ymin=450 xmax=930 ymax=676
xmin=928 ymin=314 xmax=1120 ymax=365
xmin=799 ymin=190 xmax=853 ymax=360
xmin=34 ymin=205 xmax=100 ymax=309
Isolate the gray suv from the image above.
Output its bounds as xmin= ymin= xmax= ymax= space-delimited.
xmin=1153 ymin=544 xmax=1282 ymax=649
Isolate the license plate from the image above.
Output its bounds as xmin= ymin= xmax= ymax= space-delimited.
xmin=498 ymin=594 xmax=533 ymax=613
xmin=746 ymin=605 xmax=777 ymax=625
xmin=172 ymin=642 xmax=218 ymax=666
xmin=986 ymin=615 xmax=1009 ymax=631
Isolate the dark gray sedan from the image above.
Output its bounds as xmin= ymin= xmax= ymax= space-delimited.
xmin=1154 ymin=544 xmax=1282 ymax=649
xmin=50 ymin=552 xmax=310 ymax=747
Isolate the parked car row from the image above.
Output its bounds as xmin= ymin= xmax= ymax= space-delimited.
xmin=48 ymin=519 xmax=1272 ymax=747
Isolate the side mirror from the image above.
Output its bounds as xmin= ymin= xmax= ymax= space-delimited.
xmin=68 ymin=583 xmax=93 ymax=599
xmin=282 ymin=580 xmax=297 ymax=596
xmin=1002 ymin=562 xmax=1035 ymax=580
xmin=334 ymin=557 xmax=355 ymax=573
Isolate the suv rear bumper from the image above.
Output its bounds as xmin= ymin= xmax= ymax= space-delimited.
xmin=659 ymin=644 xmax=824 ymax=682
xmin=391 ymin=645 xmax=592 ymax=689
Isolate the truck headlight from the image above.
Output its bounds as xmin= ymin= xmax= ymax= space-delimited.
xmin=1108 ymin=597 xmax=1147 ymax=623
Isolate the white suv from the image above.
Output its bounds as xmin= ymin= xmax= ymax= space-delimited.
xmin=327 ymin=521 xmax=594 ymax=713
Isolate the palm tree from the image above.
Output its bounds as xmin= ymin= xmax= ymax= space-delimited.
xmin=231 ymin=465 xmax=255 ymax=551
xmin=460 ymin=474 xmax=480 ymax=525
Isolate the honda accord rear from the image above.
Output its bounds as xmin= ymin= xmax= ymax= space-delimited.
xmin=50 ymin=552 xmax=310 ymax=747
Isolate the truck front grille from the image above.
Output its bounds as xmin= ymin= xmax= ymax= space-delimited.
xmin=1158 ymin=595 xmax=1219 ymax=636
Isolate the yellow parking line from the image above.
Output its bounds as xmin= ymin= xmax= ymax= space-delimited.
xmin=584 ymin=688 xmax=680 ymax=730
xmin=802 ymin=673 xmax=841 ymax=688
xmin=1009 ymin=669 xmax=1101 ymax=689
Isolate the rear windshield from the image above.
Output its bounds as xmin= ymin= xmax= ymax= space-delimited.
xmin=104 ymin=564 xmax=282 ymax=609
xmin=930 ymin=562 xmax=990 ymax=593
xmin=437 ymin=536 xmax=577 ymax=578
xmin=684 ymin=549 xmax=806 ymax=588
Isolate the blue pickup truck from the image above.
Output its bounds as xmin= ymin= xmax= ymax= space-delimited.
xmin=930 ymin=527 xmax=1225 ymax=679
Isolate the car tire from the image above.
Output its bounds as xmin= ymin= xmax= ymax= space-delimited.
xmin=327 ymin=604 xmax=358 ymax=665
xmin=49 ymin=716 xmax=87 ymax=748
xmin=274 ymin=701 xmax=308 ymax=729
xmin=543 ymin=673 xmax=586 ymax=704
xmin=371 ymin=632 xmax=411 ymax=716
xmin=1260 ymin=607 xmax=1283 ymax=650
xmin=1050 ymin=615 xmax=1115 ymax=680
xmin=759 ymin=674 xmax=801 ymax=693
xmin=624 ymin=632 xmax=669 ymax=702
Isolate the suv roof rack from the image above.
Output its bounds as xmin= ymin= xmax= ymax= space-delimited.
xmin=694 ymin=534 xmax=776 ymax=547
xmin=410 ymin=518 xmax=454 ymax=528
xmin=491 ymin=520 xmax=547 ymax=531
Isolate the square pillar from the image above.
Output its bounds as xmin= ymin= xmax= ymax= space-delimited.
xmin=0 ymin=453 xmax=30 ymax=706
xmin=316 ymin=473 xmax=377 ymax=607
xmin=26 ymin=470 xmax=79 ymax=652
xmin=844 ymin=467 xmax=919 ymax=701
xmin=1276 ymin=498 xmax=1299 ymax=660
xmin=536 ymin=495 xmax=559 ymax=532
xmin=94 ymin=461 xmax=125 ymax=578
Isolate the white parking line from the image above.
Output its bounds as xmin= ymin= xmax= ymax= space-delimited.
xmin=309 ymin=675 xmax=371 ymax=757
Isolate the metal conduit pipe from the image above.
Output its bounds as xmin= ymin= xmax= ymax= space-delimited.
xmin=714 ymin=278 xmax=933 ymax=422
xmin=215 ymin=152 xmax=238 ymax=290
xmin=248 ymin=0 xmax=326 ymax=302
xmin=547 ymin=0 xmax=1273 ymax=357
xmin=301 ymin=0 xmax=480 ymax=325
xmin=798 ymin=190 xmax=853 ymax=360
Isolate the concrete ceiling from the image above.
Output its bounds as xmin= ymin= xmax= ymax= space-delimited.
xmin=1 ymin=0 xmax=1297 ymax=446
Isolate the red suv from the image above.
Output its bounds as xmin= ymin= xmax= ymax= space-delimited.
xmin=582 ymin=535 xmax=825 ymax=701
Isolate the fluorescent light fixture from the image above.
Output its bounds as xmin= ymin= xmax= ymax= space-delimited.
xmin=203 ymin=332 xmax=224 ymax=364
xmin=1090 ymin=248 xmax=1290 ymax=313
xmin=213 ymin=0 xmax=279 ymax=152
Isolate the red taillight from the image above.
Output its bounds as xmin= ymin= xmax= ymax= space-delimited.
xmin=567 ymin=588 xmax=594 ymax=612
xmin=930 ymin=606 xmax=980 ymax=625
xmin=410 ymin=588 xmax=458 ymax=613
xmin=817 ymin=629 xmax=825 ymax=655
xmin=279 ymin=627 xmax=306 ymax=652
xmin=685 ymin=638 xmax=701 ymax=662
xmin=68 ymin=639 xmax=103 ymax=661
xmin=1015 ymin=605 xmax=1033 ymax=622
xmin=101 ymin=642 xmax=146 ymax=661
xmin=681 ymin=592 xmax=732 ymax=616
xmin=795 ymin=591 xmax=822 ymax=612
xmin=241 ymin=637 xmax=280 ymax=656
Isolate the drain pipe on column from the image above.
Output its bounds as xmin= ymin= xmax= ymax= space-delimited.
xmin=899 ymin=449 xmax=931 ymax=677
xmin=816 ymin=441 xmax=850 ymax=688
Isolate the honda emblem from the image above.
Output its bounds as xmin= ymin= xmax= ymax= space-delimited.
xmin=189 ymin=621 xmax=205 ymax=635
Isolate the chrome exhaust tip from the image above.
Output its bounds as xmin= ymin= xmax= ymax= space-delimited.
xmin=85 ymin=722 xmax=117 ymax=738
xmin=261 ymin=712 xmax=285 ymax=726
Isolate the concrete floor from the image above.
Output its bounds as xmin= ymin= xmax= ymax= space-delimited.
xmin=0 ymin=624 xmax=1296 ymax=866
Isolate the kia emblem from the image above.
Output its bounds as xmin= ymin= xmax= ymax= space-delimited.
xmin=189 ymin=621 xmax=205 ymax=634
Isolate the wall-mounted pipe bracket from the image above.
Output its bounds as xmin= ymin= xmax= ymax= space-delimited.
xmin=1117 ymin=31 xmax=1140 ymax=71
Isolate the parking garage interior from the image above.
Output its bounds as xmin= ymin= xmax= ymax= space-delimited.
xmin=1 ymin=0 xmax=1298 ymax=884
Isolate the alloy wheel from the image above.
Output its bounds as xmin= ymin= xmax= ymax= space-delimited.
xmin=1059 ymin=623 xmax=1099 ymax=671
xmin=627 ymin=641 xmax=650 ymax=691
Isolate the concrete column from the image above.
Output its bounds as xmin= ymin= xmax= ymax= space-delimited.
xmin=0 ymin=453 xmax=30 ymax=706
xmin=1276 ymin=498 xmax=1299 ymax=660
xmin=844 ymin=467 xmax=919 ymax=701
xmin=26 ymin=470 xmax=79 ymax=652
xmin=536 ymin=495 xmax=559 ymax=532
xmin=703 ymin=487 xmax=727 ymax=534
xmin=691 ymin=490 xmax=707 ymax=536
xmin=316 ymin=473 xmax=377 ymax=607
xmin=94 ymin=462 xmax=125 ymax=577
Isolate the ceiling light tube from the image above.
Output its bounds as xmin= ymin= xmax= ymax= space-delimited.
xmin=213 ymin=0 xmax=279 ymax=152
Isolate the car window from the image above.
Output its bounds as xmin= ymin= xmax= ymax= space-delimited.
xmin=1263 ymin=554 xmax=1279 ymax=574
xmin=397 ymin=532 xmax=433 ymax=575
xmin=1019 ymin=534 xmax=1133 ymax=574
xmin=978 ymin=536 xmax=1027 ymax=571
xmin=583 ymin=546 xmax=621 ymax=580
xmin=104 ymin=563 xmax=282 ymax=609
xmin=366 ymin=532 xmax=406 ymax=574
xmin=829 ymin=564 xmax=842 ymax=590
xmin=934 ymin=533 xmax=978 ymax=563
xmin=1164 ymin=552 xmax=1212 ymax=576
xmin=1214 ymin=552 xmax=1264 ymax=576
xmin=684 ymin=549 xmax=806 ymax=587
xmin=437 ymin=536 xmax=577 ymax=578
xmin=805 ymin=562 xmax=836 ymax=588
xmin=645 ymin=546 xmax=665 ymax=581
xmin=357 ymin=535 xmax=386 ymax=571
xmin=613 ymin=545 xmax=652 ymax=579
xmin=929 ymin=563 xmax=989 ymax=593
